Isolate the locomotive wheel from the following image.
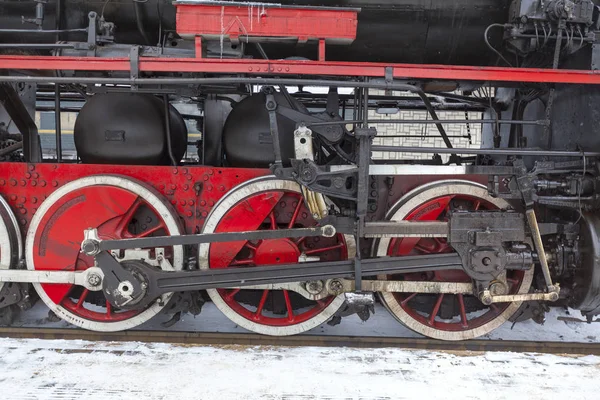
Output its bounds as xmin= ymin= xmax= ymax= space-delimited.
xmin=25 ymin=175 xmax=184 ymax=331
xmin=375 ymin=180 xmax=534 ymax=341
xmin=0 ymin=194 xmax=22 ymax=291
xmin=199 ymin=177 xmax=355 ymax=336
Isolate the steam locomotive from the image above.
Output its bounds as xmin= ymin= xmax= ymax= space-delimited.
xmin=0 ymin=0 xmax=599 ymax=340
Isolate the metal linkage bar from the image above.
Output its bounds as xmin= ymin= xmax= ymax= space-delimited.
xmin=371 ymin=145 xmax=600 ymax=157
xmin=354 ymin=127 xmax=376 ymax=291
xmin=85 ymin=226 xmax=336 ymax=254
xmin=308 ymin=119 xmax=547 ymax=127
xmin=368 ymin=165 xmax=518 ymax=176
xmin=363 ymin=221 xmax=449 ymax=238
xmin=153 ymin=253 xmax=463 ymax=293
xmin=231 ymin=280 xmax=474 ymax=301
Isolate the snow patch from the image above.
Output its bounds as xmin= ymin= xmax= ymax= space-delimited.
xmin=1 ymin=337 xmax=599 ymax=399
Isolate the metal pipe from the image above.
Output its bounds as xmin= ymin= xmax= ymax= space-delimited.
xmin=163 ymin=94 xmax=177 ymax=166
xmin=0 ymin=141 xmax=23 ymax=157
xmin=363 ymin=85 xmax=369 ymax=127
xmin=0 ymin=76 xmax=500 ymax=92
xmin=370 ymin=145 xmax=600 ymax=157
xmin=0 ymin=29 xmax=87 ymax=33
xmin=308 ymin=119 xmax=546 ymax=127
xmin=54 ymin=85 xmax=62 ymax=163
xmin=0 ymin=44 xmax=75 ymax=49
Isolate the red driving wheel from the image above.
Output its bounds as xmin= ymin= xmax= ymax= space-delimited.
xmin=199 ymin=178 xmax=355 ymax=335
xmin=26 ymin=176 xmax=184 ymax=331
xmin=376 ymin=181 xmax=533 ymax=340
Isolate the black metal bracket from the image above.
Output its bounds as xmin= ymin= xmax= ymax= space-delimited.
xmin=86 ymin=11 xmax=97 ymax=57
xmin=287 ymin=159 xmax=358 ymax=200
xmin=263 ymin=87 xmax=283 ymax=167
xmin=130 ymin=45 xmax=140 ymax=91
xmin=354 ymin=127 xmax=376 ymax=291
xmin=449 ymin=211 xmax=532 ymax=282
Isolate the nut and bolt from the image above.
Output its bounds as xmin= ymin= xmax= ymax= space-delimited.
xmin=480 ymin=290 xmax=493 ymax=306
xmin=306 ymin=280 xmax=324 ymax=295
xmin=328 ymin=279 xmax=344 ymax=295
xmin=87 ymin=273 xmax=102 ymax=287
xmin=322 ymin=225 xmax=336 ymax=237
xmin=81 ymin=239 xmax=100 ymax=256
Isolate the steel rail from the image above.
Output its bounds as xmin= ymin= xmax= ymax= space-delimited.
xmin=0 ymin=327 xmax=598 ymax=355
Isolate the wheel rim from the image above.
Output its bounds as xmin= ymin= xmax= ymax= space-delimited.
xmin=0 ymin=194 xmax=21 ymax=292
xmin=26 ymin=175 xmax=183 ymax=331
xmin=376 ymin=180 xmax=534 ymax=340
xmin=199 ymin=177 xmax=355 ymax=336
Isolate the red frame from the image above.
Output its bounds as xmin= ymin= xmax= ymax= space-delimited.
xmin=0 ymin=163 xmax=268 ymax=234
xmin=1 ymin=55 xmax=599 ymax=85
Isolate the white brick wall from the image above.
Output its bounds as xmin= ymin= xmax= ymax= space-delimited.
xmin=369 ymin=90 xmax=482 ymax=161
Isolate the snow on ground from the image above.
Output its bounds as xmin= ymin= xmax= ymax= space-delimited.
xmin=0 ymin=337 xmax=599 ymax=400
xmin=12 ymin=301 xmax=600 ymax=343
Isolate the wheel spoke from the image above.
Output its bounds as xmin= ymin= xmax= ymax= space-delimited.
xmin=269 ymin=211 xmax=277 ymax=230
xmin=473 ymin=200 xmax=482 ymax=211
xmin=115 ymin=197 xmax=143 ymax=237
xmin=231 ymin=258 xmax=254 ymax=266
xmin=134 ymin=221 xmax=167 ymax=238
xmin=414 ymin=242 xmax=434 ymax=254
xmin=283 ymin=290 xmax=295 ymax=321
xmin=225 ymin=288 xmax=241 ymax=300
xmin=400 ymin=292 xmax=418 ymax=306
xmin=428 ymin=294 xmax=444 ymax=326
xmin=106 ymin=300 xmax=112 ymax=317
xmin=288 ymin=199 xmax=304 ymax=229
xmin=244 ymin=242 xmax=259 ymax=251
xmin=254 ymin=290 xmax=270 ymax=319
xmin=304 ymin=243 xmax=344 ymax=255
xmin=457 ymin=294 xmax=469 ymax=328
xmin=75 ymin=288 xmax=89 ymax=309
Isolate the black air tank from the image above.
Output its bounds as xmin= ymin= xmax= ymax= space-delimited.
xmin=74 ymin=93 xmax=187 ymax=165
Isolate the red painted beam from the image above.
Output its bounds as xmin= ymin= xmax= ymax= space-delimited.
xmin=1 ymin=55 xmax=600 ymax=85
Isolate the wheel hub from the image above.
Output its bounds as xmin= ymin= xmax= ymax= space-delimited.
xmin=254 ymin=239 xmax=301 ymax=265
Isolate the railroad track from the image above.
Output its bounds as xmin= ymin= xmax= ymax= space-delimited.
xmin=0 ymin=327 xmax=598 ymax=356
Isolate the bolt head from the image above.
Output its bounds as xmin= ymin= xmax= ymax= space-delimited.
xmin=322 ymin=225 xmax=335 ymax=237
xmin=81 ymin=239 xmax=100 ymax=256
xmin=328 ymin=279 xmax=344 ymax=294
xmin=87 ymin=273 xmax=101 ymax=287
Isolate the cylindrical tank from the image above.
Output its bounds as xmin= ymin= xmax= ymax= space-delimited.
xmin=0 ymin=0 xmax=511 ymax=65
xmin=74 ymin=93 xmax=188 ymax=165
